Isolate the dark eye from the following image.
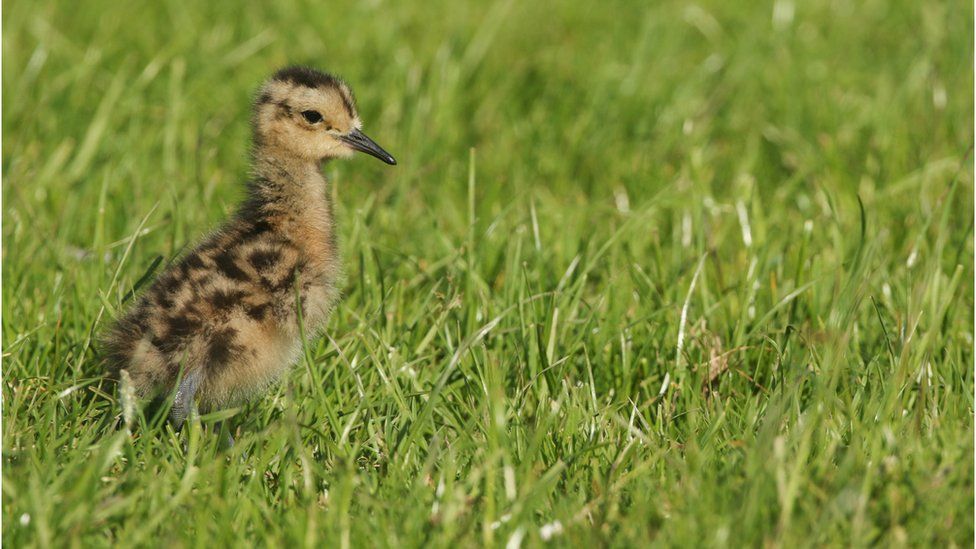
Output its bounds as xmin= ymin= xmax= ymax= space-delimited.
xmin=301 ymin=110 xmax=323 ymax=123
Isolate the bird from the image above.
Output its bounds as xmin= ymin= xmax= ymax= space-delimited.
xmin=102 ymin=66 xmax=395 ymax=435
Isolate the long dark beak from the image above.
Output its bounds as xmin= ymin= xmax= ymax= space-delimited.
xmin=339 ymin=129 xmax=396 ymax=165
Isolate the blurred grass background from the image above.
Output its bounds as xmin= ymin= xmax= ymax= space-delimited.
xmin=2 ymin=0 xmax=974 ymax=546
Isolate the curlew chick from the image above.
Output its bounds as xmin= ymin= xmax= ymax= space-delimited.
xmin=103 ymin=66 xmax=395 ymax=432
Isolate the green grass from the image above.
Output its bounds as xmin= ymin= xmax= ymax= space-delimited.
xmin=3 ymin=0 xmax=973 ymax=546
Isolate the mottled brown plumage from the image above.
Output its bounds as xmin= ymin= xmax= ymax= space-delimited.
xmin=102 ymin=67 xmax=395 ymax=427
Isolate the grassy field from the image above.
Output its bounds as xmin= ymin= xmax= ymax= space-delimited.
xmin=2 ymin=0 xmax=973 ymax=546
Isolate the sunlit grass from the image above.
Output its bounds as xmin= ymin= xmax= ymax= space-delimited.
xmin=3 ymin=0 xmax=973 ymax=546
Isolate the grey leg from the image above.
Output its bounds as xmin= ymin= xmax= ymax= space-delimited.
xmin=169 ymin=370 xmax=202 ymax=430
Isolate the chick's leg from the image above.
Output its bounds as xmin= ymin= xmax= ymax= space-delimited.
xmin=170 ymin=370 xmax=202 ymax=430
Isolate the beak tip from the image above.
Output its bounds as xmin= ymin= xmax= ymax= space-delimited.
xmin=340 ymin=129 xmax=397 ymax=166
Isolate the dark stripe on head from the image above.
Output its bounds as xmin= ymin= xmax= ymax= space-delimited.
xmin=272 ymin=66 xmax=342 ymax=90
xmin=338 ymin=88 xmax=356 ymax=118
